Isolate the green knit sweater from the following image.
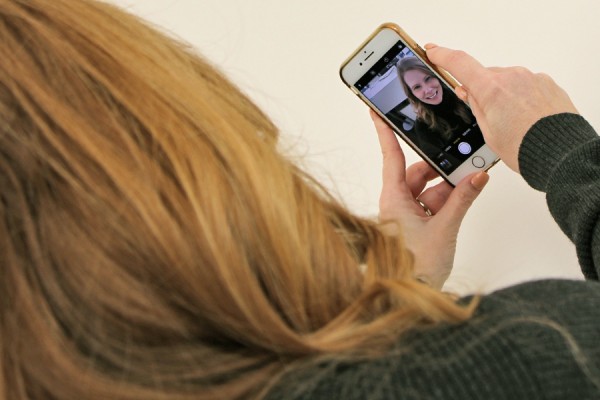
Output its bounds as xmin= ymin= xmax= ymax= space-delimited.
xmin=266 ymin=113 xmax=600 ymax=399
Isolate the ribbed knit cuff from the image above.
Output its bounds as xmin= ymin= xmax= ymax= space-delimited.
xmin=519 ymin=113 xmax=598 ymax=192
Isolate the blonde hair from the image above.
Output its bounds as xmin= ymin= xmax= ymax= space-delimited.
xmin=0 ymin=1 xmax=476 ymax=399
xmin=396 ymin=56 xmax=472 ymax=140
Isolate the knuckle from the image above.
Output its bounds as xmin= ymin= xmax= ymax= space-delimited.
xmin=408 ymin=161 xmax=428 ymax=179
xmin=484 ymin=67 xmax=528 ymax=98
xmin=378 ymin=199 xmax=398 ymax=222
xmin=381 ymin=147 xmax=401 ymax=161
xmin=429 ymin=188 xmax=447 ymax=204
xmin=448 ymin=49 xmax=468 ymax=65
xmin=482 ymin=72 xmax=504 ymax=99
xmin=512 ymin=66 xmax=532 ymax=76
xmin=456 ymin=187 xmax=476 ymax=205
xmin=378 ymin=196 xmax=389 ymax=214
xmin=536 ymin=72 xmax=554 ymax=83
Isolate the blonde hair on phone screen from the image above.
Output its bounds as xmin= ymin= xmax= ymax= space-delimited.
xmin=396 ymin=56 xmax=472 ymax=140
xmin=0 ymin=1 xmax=476 ymax=399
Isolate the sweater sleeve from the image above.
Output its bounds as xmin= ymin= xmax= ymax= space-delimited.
xmin=518 ymin=113 xmax=600 ymax=280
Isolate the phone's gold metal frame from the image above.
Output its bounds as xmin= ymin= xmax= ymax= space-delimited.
xmin=339 ymin=22 xmax=460 ymax=90
xmin=339 ymin=23 xmax=500 ymax=181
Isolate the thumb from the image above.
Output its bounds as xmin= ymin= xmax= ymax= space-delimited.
xmin=436 ymin=172 xmax=489 ymax=227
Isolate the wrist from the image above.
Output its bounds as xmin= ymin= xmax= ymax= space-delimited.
xmin=519 ymin=113 xmax=596 ymax=191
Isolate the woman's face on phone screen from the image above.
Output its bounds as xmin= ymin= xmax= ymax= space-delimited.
xmin=403 ymin=69 xmax=443 ymax=105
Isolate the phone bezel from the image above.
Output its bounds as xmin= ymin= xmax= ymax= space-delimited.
xmin=340 ymin=23 xmax=499 ymax=186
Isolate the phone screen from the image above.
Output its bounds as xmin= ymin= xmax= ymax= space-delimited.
xmin=353 ymin=41 xmax=485 ymax=175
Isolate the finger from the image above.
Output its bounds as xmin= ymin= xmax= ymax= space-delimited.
xmin=455 ymin=85 xmax=469 ymax=103
xmin=405 ymin=161 xmax=440 ymax=198
xmin=435 ymin=172 xmax=489 ymax=226
xmin=425 ymin=45 xmax=488 ymax=92
xmin=371 ymin=110 xmax=406 ymax=187
xmin=458 ymin=85 xmax=484 ymax=116
xmin=455 ymin=86 xmax=486 ymax=137
xmin=415 ymin=180 xmax=454 ymax=215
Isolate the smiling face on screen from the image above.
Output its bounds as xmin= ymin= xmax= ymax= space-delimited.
xmin=402 ymin=69 xmax=443 ymax=105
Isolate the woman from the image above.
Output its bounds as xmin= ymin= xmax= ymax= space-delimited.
xmin=1 ymin=1 xmax=599 ymax=399
xmin=396 ymin=56 xmax=475 ymax=161
xmin=0 ymin=1 xmax=484 ymax=398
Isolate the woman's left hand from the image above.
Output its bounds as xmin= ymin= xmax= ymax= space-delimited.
xmin=372 ymin=111 xmax=489 ymax=289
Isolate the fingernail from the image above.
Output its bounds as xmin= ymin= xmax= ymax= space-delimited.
xmin=424 ymin=43 xmax=438 ymax=50
xmin=470 ymin=172 xmax=489 ymax=190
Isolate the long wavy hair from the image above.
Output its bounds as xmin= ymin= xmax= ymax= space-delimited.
xmin=0 ymin=1 xmax=476 ymax=399
xmin=396 ymin=56 xmax=472 ymax=140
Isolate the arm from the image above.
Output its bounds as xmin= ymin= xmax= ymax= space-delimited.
xmin=521 ymin=114 xmax=600 ymax=279
xmin=426 ymin=45 xmax=600 ymax=280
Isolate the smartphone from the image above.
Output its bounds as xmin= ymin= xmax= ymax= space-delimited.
xmin=340 ymin=23 xmax=498 ymax=186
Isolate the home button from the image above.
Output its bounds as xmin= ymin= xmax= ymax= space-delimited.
xmin=472 ymin=156 xmax=486 ymax=168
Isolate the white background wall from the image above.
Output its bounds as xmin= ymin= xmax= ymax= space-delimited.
xmin=108 ymin=0 xmax=600 ymax=295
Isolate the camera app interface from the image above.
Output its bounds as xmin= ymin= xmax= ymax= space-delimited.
xmin=354 ymin=42 xmax=484 ymax=174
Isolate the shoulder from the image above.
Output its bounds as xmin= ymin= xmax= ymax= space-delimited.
xmin=472 ymin=278 xmax=600 ymax=319
xmin=266 ymin=279 xmax=600 ymax=400
xmin=473 ymin=278 xmax=599 ymax=305
xmin=459 ymin=279 xmax=600 ymax=356
xmin=458 ymin=279 xmax=600 ymax=352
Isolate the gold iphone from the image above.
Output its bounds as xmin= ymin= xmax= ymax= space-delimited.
xmin=340 ymin=23 xmax=498 ymax=186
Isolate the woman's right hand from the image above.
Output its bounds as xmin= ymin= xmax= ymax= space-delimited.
xmin=425 ymin=45 xmax=579 ymax=173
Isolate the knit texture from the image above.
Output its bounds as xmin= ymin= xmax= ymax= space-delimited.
xmin=520 ymin=113 xmax=600 ymax=280
xmin=266 ymin=113 xmax=600 ymax=399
